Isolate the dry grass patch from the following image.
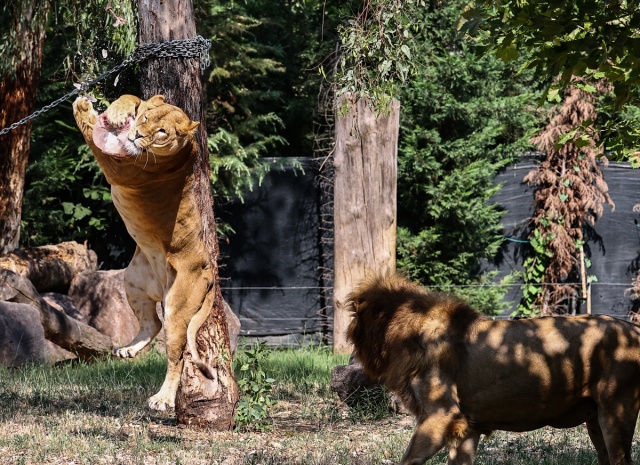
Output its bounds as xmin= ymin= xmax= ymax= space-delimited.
xmin=0 ymin=346 xmax=639 ymax=464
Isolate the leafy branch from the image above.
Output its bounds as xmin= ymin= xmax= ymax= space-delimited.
xmin=335 ymin=0 xmax=419 ymax=109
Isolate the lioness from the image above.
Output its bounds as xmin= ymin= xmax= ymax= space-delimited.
xmin=73 ymin=94 xmax=214 ymax=411
xmin=347 ymin=273 xmax=640 ymax=465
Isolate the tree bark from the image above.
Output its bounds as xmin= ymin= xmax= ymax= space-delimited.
xmin=0 ymin=241 xmax=98 ymax=292
xmin=0 ymin=1 xmax=49 ymax=254
xmin=137 ymin=0 xmax=239 ymax=429
xmin=332 ymin=94 xmax=399 ymax=354
xmin=0 ymin=269 xmax=114 ymax=359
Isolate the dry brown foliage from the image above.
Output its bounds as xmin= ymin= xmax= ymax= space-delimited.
xmin=525 ymin=80 xmax=613 ymax=315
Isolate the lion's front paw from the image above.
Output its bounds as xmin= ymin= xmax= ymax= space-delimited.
xmin=147 ymin=392 xmax=175 ymax=411
xmin=105 ymin=95 xmax=140 ymax=128
xmin=72 ymin=96 xmax=97 ymax=127
xmin=113 ymin=346 xmax=140 ymax=358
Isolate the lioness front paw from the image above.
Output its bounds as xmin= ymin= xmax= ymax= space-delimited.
xmin=73 ymin=96 xmax=93 ymax=113
xmin=72 ymin=96 xmax=97 ymax=126
xmin=105 ymin=94 xmax=141 ymax=128
xmin=147 ymin=392 xmax=175 ymax=411
xmin=113 ymin=346 xmax=140 ymax=358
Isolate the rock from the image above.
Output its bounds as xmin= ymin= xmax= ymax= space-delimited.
xmin=0 ymin=241 xmax=98 ymax=292
xmin=68 ymin=269 xmax=241 ymax=354
xmin=0 ymin=301 xmax=76 ymax=367
xmin=68 ymin=269 xmax=139 ymax=347
xmin=330 ymin=361 xmax=382 ymax=405
xmin=0 ymin=269 xmax=113 ymax=359
xmin=42 ymin=292 xmax=83 ymax=320
xmin=330 ymin=361 xmax=409 ymax=414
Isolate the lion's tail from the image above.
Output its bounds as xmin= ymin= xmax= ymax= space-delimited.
xmin=185 ymin=290 xmax=217 ymax=380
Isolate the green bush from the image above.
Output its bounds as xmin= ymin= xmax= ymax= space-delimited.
xmin=233 ymin=341 xmax=276 ymax=432
xmin=395 ymin=1 xmax=545 ymax=313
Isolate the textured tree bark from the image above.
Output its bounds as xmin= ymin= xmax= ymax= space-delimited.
xmin=333 ymin=94 xmax=399 ymax=354
xmin=0 ymin=1 xmax=49 ymax=254
xmin=137 ymin=0 xmax=239 ymax=429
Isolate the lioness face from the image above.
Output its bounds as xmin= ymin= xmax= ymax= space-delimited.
xmin=124 ymin=101 xmax=200 ymax=157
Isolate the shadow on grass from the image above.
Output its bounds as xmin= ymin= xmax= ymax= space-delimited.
xmin=0 ymin=350 xmax=169 ymax=422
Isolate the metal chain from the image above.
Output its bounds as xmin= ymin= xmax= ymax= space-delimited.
xmin=0 ymin=35 xmax=211 ymax=137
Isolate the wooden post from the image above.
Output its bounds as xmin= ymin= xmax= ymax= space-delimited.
xmin=137 ymin=0 xmax=238 ymax=429
xmin=332 ymin=94 xmax=399 ymax=354
xmin=579 ymin=246 xmax=592 ymax=315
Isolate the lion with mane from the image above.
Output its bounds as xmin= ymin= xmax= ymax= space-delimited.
xmin=347 ymin=273 xmax=640 ymax=465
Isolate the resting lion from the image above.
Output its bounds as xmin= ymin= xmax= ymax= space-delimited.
xmin=346 ymin=273 xmax=640 ymax=465
xmin=73 ymin=94 xmax=216 ymax=411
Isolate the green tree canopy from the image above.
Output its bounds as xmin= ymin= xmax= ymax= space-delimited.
xmin=396 ymin=0 xmax=545 ymax=313
xmin=461 ymin=0 xmax=640 ymax=157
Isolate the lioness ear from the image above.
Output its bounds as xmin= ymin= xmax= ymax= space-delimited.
xmin=147 ymin=95 xmax=166 ymax=107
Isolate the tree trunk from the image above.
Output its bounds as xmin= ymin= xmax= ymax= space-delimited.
xmin=0 ymin=1 xmax=49 ymax=254
xmin=332 ymin=94 xmax=399 ymax=354
xmin=137 ymin=0 xmax=239 ymax=429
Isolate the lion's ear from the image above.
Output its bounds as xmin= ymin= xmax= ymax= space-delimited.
xmin=186 ymin=120 xmax=200 ymax=133
xmin=347 ymin=296 xmax=361 ymax=315
xmin=147 ymin=95 xmax=166 ymax=107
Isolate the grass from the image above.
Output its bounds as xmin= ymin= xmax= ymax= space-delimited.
xmin=0 ymin=345 xmax=638 ymax=464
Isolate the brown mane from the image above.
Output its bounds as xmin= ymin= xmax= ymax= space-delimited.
xmin=346 ymin=273 xmax=481 ymax=387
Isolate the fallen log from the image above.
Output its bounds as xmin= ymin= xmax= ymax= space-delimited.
xmin=0 ymin=241 xmax=98 ymax=292
xmin=0 ymin=269 xmax=113 ymax=360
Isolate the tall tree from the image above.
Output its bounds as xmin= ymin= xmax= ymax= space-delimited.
xmin=137 ymin=0 xmax=238 ymax=428
xmin=395 ymin=1 xmax=542 ymax=314
xmin=0 ymin=0 xmax=50 ymax=254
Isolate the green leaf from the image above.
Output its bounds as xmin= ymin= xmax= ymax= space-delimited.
xmin=61 ymin=202 xmax=75 ymax=215
xmin=496 ymin=43 xmax=518 ymax=63
xmin=547 ymin=87 xmax=561 ymax=103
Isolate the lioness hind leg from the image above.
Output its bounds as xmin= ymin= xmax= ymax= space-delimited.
xmin=147 ymin=266 xmax=214 ymax=412
xmin=113 ymin=250 xmax=163 ymax=359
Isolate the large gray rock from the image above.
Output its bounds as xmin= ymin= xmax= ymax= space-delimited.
xmin=68 ymin=269 xmax=139 ymax=347
xmin=68 ymin=269 xmax=241 ymax=354
xmin=0 ymin=301 xmax=76 ymax=367
xmin=42 ymin=292 xmax=83 ymax=320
